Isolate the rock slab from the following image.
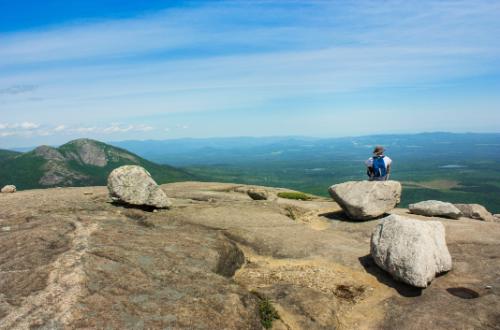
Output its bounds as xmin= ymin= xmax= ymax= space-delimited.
xmin=328 ymin=181 xmax=402 ymax=220
xmin=409 ymin=200 xmax=461 ymax=219
xmin=1 ymin=185 xmax=16 ymax=193
xmin=371 ymin=214 xmax=452 ymax=288
xmin=454 ymin=203 xmax=495 ymax=222
xmin=107 ymin=165 xmax=172 ymax=208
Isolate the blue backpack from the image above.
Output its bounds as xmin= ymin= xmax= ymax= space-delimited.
xmin=372 ymin=156 xmax=387 ymax=177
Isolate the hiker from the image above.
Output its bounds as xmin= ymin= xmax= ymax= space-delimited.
xmin=365 ymin=146 xmax=392 ymax=181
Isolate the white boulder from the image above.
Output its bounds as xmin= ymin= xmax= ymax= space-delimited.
xmin=1 ymin=185 xmax=16 ymax=193
xmin=107 ymin=165 xmax=172 ymax=209
xmin=409 ymin=200 xmax=461 ymax=219
xmin=370 ymin=214 xmax=452 ymax=288
xmin=328 ymin=181 xmax=402 ymax=220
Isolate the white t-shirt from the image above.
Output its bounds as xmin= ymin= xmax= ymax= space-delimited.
xmin=365 ymin=156 xmax=392 ymax=168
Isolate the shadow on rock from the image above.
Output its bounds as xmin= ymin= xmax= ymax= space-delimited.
xmin=109 ymin=201 xmax=157 ymax=212
xmin=358 ymin=255 xmax=423 ymax=297
xmin=319 ymin=211 xmax=387 ymax=223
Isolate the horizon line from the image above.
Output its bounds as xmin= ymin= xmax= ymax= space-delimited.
xmin=5 ymin=130 xmax=500 ymax=151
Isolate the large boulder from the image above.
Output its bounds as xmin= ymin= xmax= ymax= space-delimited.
xmin=409 ymin=200 xmax=461 ymax=219
xmin=1 ymin=185 xmax=16 ymax=193
xmin=454 ymin=203 xmax=495 ymax=222
xmin=328 ymin=181 xmax=402 ymax=220
xmin=107 ymin=165 xmax=172 ymax=209
xmin=370 ymin=214 xmax=452 ymax=288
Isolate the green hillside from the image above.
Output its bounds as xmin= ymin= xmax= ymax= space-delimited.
xmin=0 ymin=149 xmax=21 ymax=162
xmin=0 ymin=139 xmax=193 ymax=190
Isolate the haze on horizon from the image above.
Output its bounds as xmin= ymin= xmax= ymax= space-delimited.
xmin=1 ymin=0 xmax=500 ymax=148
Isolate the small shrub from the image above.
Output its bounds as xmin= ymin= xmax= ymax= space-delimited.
xmin=259 ymin=298 xmax=280 ymax=329
xmin=277 ymin=191 xmax=312 ymax=201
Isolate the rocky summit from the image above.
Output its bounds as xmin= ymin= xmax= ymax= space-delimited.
xmin=0 ymin=182 xmax=499 ymax=329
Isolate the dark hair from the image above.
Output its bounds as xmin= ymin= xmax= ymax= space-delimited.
xmin=373 ymin=146 xmax=385 ymax=155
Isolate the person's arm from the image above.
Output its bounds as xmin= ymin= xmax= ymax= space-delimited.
xmin=365 ymin=158 xmax=374 ymax=177
xmin=385 ymin=164 xmax=391 ymax=180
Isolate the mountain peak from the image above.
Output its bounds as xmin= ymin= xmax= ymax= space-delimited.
xmin=0 ymin=139 xmax=193 ymax=189
xmin=62 ymin=138 xmax=104 ymax=147
xmin=33 ymin=145 xmax=65 ymax=161
xmin=59 ymin=139 xmax=109 ymax=167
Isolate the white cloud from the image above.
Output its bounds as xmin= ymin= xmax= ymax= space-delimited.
xmin=0 ymin=121 xmax=40 ymax=131
xmin=135 ymin=125 xmax=154 ymax=132
xmin=19 ymin=121 xmax=40 ymax=129
xmin=0 ymin=122 xmax=156 ymax=138
xmin=74 ymin=127 xmax=97 ymax=133
xmin=97 ymin=124 xmax=156 ymax=134
xmin=0 ymin=132 xmax=14 ymax=137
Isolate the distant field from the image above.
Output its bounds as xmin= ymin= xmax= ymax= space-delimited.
xmin=186 ymin=159 xmax=500 ymax=213
xmin=113 ymin=133 xmax=500 ymax=213
xmin=402 ymin=180 xmax=462 ymax=190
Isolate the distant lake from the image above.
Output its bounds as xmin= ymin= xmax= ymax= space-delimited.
xmin=439 ymin=165 xmax=467 ymax=169
xmin=305 ymin=168 xmax=325 ymax=172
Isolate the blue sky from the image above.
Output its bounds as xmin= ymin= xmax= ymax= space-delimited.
xmin=1 ymin=0 xmax=499 ymax=147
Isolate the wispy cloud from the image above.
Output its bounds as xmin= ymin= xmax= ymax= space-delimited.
xmin=0 ymin=121 xmax=40 ymax=130
xmin=103 ymin=123 xmax=155 ymax=133
xmin=0 ymin=122 xmax=157 ymax=138
xmin=0 ymin=84 xmax=37 ymax=95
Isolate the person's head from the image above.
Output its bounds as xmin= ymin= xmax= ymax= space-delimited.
xmin=373 ymin=145 xmax=385 ymax=156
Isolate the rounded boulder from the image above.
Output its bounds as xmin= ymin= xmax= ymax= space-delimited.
xmin=409 ymin=200 xmax=461 ymax=219
xmin=371 ymin=214 xmax=452 ymax=288
xmin=1 ymin=185 xmax=16 ymax=193
xmin=328 ymin=181 xmax=402 ymax=220
xmin=107 ymin=165 xmax=172 ymax=209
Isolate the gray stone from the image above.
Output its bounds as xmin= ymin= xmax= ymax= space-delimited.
xmin=247 ymin=188 xmax=269 ymax=200
xmin=454 ymin=203 xmax=495 ymax=222
xmin=328 ymin=181 xmax=402 ymax=220
xmin=1 ymin=185 xmax=16 ymax=193
xmin=409 ymin=200 xmax=462 ymax=219
xmin=107 ymin=165 xmax=172 ymax=209
xmin=370 ymin=214 xmax=452 ymax=288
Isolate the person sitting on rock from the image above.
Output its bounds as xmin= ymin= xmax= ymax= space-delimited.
xmin=365 ymin=146 xmax=392 ymax=181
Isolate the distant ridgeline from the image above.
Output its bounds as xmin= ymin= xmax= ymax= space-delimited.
xmin=2 ymin=133 xmax=500 ymax=213
xmin=112 ymin=133 xmax=500 ymax=213
xmin=0 ymin=139 xmax=193 ymax=190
